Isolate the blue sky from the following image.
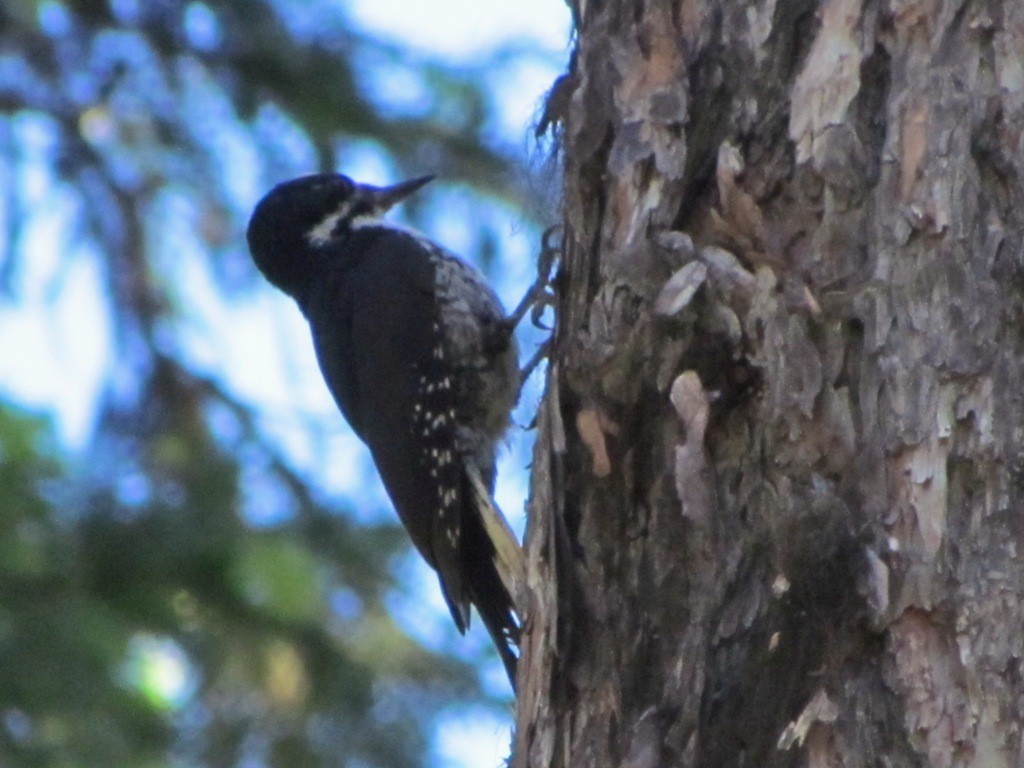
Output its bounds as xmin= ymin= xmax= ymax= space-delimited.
xmin=350 ymin=0 xmax=569 ymax=54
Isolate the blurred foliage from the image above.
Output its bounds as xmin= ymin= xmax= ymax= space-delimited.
xmin=0 ymin=0 xmax=555 ymax=766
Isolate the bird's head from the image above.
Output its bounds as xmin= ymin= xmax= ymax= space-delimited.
xmin=246 ymin=173 xmax=434 ymax=295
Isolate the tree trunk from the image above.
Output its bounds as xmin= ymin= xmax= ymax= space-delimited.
xmin=515 ymin=0 xmax=1024 ymax=766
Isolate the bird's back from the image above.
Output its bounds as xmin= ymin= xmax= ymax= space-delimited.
xmin=248 ymin=173 xmax=523 ymax=686
xmin=302 ymin=227 xmax=520 ymax=672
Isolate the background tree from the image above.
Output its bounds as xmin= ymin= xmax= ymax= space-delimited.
xmin=0 ymin=1 xmax=563 ymax=766
xmin=517 ymin=0 xmax=1024 ymax=766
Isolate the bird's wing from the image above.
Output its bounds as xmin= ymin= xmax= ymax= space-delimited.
xmin=310 ymin=233 xmax=471 ymax=631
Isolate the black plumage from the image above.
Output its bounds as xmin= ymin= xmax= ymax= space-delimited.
xmin=246 ymin=174 xmax=522 ymax=685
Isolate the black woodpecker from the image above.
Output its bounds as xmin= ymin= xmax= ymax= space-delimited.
xmin=246 ymin=173 xmax=524 ymax=686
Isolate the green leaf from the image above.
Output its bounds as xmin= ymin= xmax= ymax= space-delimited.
xmin=230 ymin=536 xmax=327 ymax=624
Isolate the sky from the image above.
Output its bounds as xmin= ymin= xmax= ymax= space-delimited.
xmin=0 ymin=1 xmax=573 ymax=765
xmin=350 ymin=0 xmax=570 ymax=55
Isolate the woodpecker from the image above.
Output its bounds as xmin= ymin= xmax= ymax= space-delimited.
xmin=246 ymin=173 xmax=524 ymax=686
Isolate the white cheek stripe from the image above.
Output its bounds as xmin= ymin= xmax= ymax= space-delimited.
xmin=350 ymin=212 xmax=385 ymax=230
xmin=306 ymin=201 xmax=351 ymax=245
xmin=350 ymin=216 xmax=435 ymax=252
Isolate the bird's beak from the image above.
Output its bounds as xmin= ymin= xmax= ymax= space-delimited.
xmin=367 ymin=175 xmax=435 ymax=212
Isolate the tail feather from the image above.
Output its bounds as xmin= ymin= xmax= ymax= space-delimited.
xmin=464 ymin=464 xmax=526 ymax=602
xmin=471 ymin=570 xmax=520 ymax=687
xmin=463 ymin=464 xmax=524 ymax=689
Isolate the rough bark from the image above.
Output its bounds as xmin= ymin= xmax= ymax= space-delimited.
xmin=515 ymin=0 xmax=1024 ymax=766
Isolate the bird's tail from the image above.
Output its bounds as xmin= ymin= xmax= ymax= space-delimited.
xmin=464 ymin=464 xmax=526 ymax=689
